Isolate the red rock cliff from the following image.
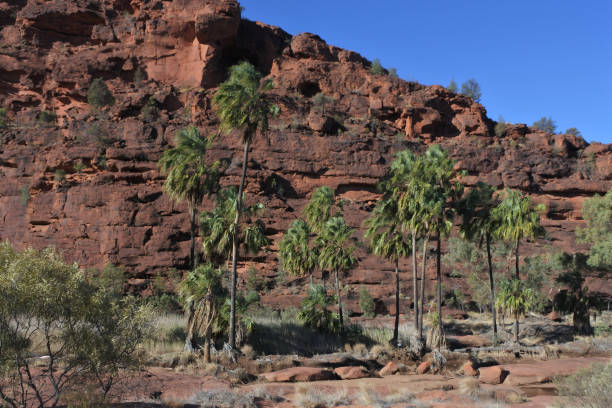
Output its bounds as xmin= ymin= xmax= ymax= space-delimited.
xmin=1 ymin=0 xmax=610 ymax=310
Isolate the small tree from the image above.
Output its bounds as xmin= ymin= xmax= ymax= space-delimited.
xmin=533 ymin=116 xmax=557 ymax=134
xmin=359 ymin=286 xmax=375 ymax=318
xmin=298 ymin=284 xmax=340 ymax=333
xmin=565 ymin=127 xmax=582 ymax=138
xmin=87 ymin=78 xmax=115 ymax=108
xmin=495 ymin=278 xmax=535 ymax=343
xmin=317 ymin=216 xmax=357 ymax=333
xmin=495 ymin=116 xmax=507 ymax=137
xmin=178 ymin=264 xmax=227 ymax=362
xmin=312 ymin=93 xmax=335 ymax=115
xmin=460 ymin=79 xmax=482 ymax=103
xmin=576 ymin=187 xmax=612 ymax=269
xmin=448 ymin=79 xmax=458 ymax=93
xmin=553 ymin=253 xmax=598 ymax=335
xmin=279 ymin=219 xmax=318 ymax=286
xmin=0 ymin=243 xmax=151 ymax=407
xmin=370 ymin=58 xmax=385 ymax=75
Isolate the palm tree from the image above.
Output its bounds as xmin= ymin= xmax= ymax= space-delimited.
xmin=158 ymin=126 xmax=221 ymax=268
xmin=213 ymin=62 xmax=278 ymax=349
xmin=317 ymin=216 xmax=357 ymax=332
xmin=495 ymin=279 xmax=535 ymax=343
xmin=199 ymin=187 xmax=269 ymax=263
xmin=178 ymin=264 xmax=227 ymax=361
xmin=279 ymin=219 xmax=318 ymax=286
xmin=303 ymin=186 xmax=342 ymax=233
xmin=460 ymin=182 xmax=501 ymax=341
xmin=383 ymin=150 xmax=425 ymax=336
xmin=492 ymin=189 xmax=545 ymax=342
xmin=364 ymin=198 xmax=411 ymax=346
xmin=421 ymin=145 xmax=463 ymax=349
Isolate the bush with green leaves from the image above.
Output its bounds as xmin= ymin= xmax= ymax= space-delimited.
xmin=576 ymin=187 xmax=612 ymax=269
xmin=54 ymin=168 xmax=65 ymax=183
xmin=370 ymin=58 xmax=385 ymax=75
xmin=18 ymin=184 xmax=29 ymax=207
xmin=0 ymin=108 xmax=7 ymax=128
xmin=359 ymin=286 xmax=375 ymax=318
xmin=298 ymin=284 xmax=340 ymax=333
xmin=448 ymin=79 xmax=458 ymax=93
xmin=533 ymin=116 xmax=556 ymax=134
xmin=312 ymin=92 xmax=334 ymax=114
xmin=0 ymin=243 xmax=151 ymax=407
xmin=495 ymin=278 xmax=535 ymax=342
xmin=565 ymin=127 xmax=582 ymax=138
xmin=87 ymin=78 xmax=115 ymax=108
xmin=460 ymin=79 xmax=482 ymax=102
xmin=554 ymin=362 xmax=611 ymax=408
xmin=495 ymin=116 xmax=507 ymax=137
xmin=140 ymin=96 xmax=160 ymax=123
xmin=36 ymin=110 xmax=57 ymax=125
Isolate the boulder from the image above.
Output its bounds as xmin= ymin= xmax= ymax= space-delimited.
xmin=416 ymin=361 xmax=431 ymax=375
xmin=334 ymin=366 xmax=369 ymax=380
xmin=379 ymin=361 xmax=399 ymax=376
xmin=478 ymin=366 xmax=507 ymax=385
xmin=462 ymin=361 xmax=479 ymax=377
xmin=260 ymin=367 xmax=335 ymax=382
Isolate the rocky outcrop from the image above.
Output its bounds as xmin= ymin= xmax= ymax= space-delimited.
xmin=1 ymin=0 xmax=610 ymax=306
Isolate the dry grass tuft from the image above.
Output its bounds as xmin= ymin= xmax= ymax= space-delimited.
xmin=293 ymin=384 xmax=350 ymax=408
xmin=459 ymin=377 xmax=480 ymax=397
xmin=241 ymin=344 xmax=256 ymax=359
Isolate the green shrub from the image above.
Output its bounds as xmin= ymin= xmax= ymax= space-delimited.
xmin=565 ymin=127 xmax=582 ymax=138
xmin=460 ymin=79 xmax=482 ymax=103
xmin=246 ymin=265 xmax=263 ymax=292
xmin=448 ymin=79 xmax=458 ymax=93
xmin=54 ymin=168 xmax=66 ymax=183
xmin=0 ymin=108 xmax=7 ymax=128
xmin=87 ymin=78 xmax=115 ymax=108
xmin=388 ymin=67 xmax=398 ymax=80
xmin=554 ymin=362 xmax=611 ymax=408
xmin=37 ymin=110 xmax=57 ymax=125
xmin=0 ymin=243 xmax=151 ymax=405
xmin=495 ymin=115 xmax=507 ymax=137
xmin=312 ymin=92 xmax=334 ymax=114
xmin=74 ymin=159 xmax=86 ymax=173
xmin=370 ymin=58 xmax=385 ymax=75
xmin=140 ymin=96 xmax=160 ymax=122
xmin=133 ymin=67 xmax=147 ymax=84
xmin=18 ymin=184 xmax=29 ymax=207
xmin=298 ymin=284 xmax=339 ymax=333
xmin=359 ymin=286 xmax=375 ymax=318
xmin=533 ymin=116 xmax=556 ymax=134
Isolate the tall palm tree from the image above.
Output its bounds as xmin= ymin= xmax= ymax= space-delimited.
xmin=383 ymin=150 xmax=425 ymax=335
xmin=213 ymin=62 xmax=278 ymax=349
xmin=364 ymin=198 xmax=411 ymax=346
xmin=158 ymin=126 xmax=221 ymax=268
xmin=492 ymin=189 xmax=545 ymax=342
xmin=279 ymin=219 xmax=318 ymax=286
xmin=421 ymin=145 xmax=463 ymax=349
xmin=460 ymin=182 xmax=501 ymax=341
xmin=317 ymin=216 xmax=357 ymax=333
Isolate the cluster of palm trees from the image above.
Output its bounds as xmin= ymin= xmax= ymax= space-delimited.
xmin=159 ymin=62 xmax=278 ymax=354
xmin=159 ymin=60 xmax=547 ymax=356
xmin=280 ymin=146 xmax=546 ymax=348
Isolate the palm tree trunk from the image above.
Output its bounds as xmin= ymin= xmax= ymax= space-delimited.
xmin=486 ymin=234 xmax=497 ymax=342
xmin=412 ymin=232 xmax=418 ymax=333
xmin=335 ymin=270 xmax=343 ymax=333
xmin=184 ymin=304 xmax=195 ymax=352
xmin=203 ymin=338 xmax=211 ymax=363
xmin=229 ymin=140 xmax=250 ymax=349
xmin=418 ymin=236 xmax=429 ymax=341
xmin=514 ymin=316 xmax=519 ymax=343
xmin=436 ymin=230 xmax=443 ymax=349
xmin=393 ymin=258 xmax=400 ymax=347
xmin=189 ymin=205 xmax=198 ymax=269
xmin=515 ymin=238 xmax=520 ymax=279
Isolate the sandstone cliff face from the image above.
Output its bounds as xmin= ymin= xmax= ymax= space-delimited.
xmin=1 ymin=0 xmax=610 ymax=310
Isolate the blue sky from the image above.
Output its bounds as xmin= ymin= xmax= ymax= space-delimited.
xmin=242 ymin=0 xmax=611 ymax=144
